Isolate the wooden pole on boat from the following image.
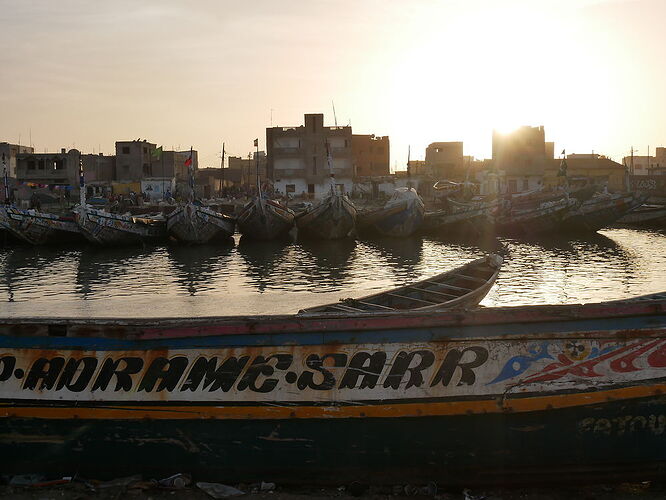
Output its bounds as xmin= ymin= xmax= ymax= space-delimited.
xmin=79 ymin=156 xmax=86 ymax=207
xmin=2 ymin=153 xmax=8 ymax=205
xmin=254 ymin=138 xmax=261 ymax=197
xmin=220 ymin=142 xmax=225 ymax=196
xmin=325 ymin=140 xmax=335 ymax=196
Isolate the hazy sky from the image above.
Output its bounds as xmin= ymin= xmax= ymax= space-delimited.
xmin=1 ymin=0 xmax=664 ymax=169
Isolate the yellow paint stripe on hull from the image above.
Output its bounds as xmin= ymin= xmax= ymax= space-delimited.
xmin=0 ymin=383 xmax=664 ymax=420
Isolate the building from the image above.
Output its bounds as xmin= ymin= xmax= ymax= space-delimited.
xmin=266 ymin=113 xmax=353 ymax=198
xmin=623 ymin=148 xmax=666 ymax=176
xmin=352 ymin=134 xmax=389 ymax=177
xmin=228 ymin=152 xmax=268 ymax=189
xmin=425 ymin=142 xmax=464 ymax=179
xmin=491 ymin=126 xmax=553 ymax=193
xmin=543 ymin=154 xmax=627 ymax=191
xmin=407 ymin=160 xmax=427 ymax=176
xmin=16 ymin=148 xmax=81 ymax=189
xmin=0 ymin=142 xmax=34 ymax=177
xmin=114 ymin=140 xmax=197 ymax=183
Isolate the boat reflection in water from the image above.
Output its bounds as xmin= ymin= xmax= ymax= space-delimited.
xmin=76 ymin=246 xmax=166 ymax=300
xmin=237 ymin=237 xmax=296 ymax=292
xmin=296 ymin=238 xmax=357 ymax=289
xmin=167 ymin=241 xmax=235 ymax=296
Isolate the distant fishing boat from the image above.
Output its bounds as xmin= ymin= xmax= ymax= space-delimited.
xmin=167 ymin=203 xmax=235 ymax=244
xmin=0 ymin=206 xmax=83 ymax=245
xmin=561 ymin=192 xmax=644 ymax=233
xmin=299 ymin=254 xmax=502 ymax=314
xmin=616 ymin=204 xmax=666 ymax=227
xmin=237 ymin=139 xmax=295 ymax=240
xmin=421 ymin=199 xmax=498 ymax=236
xmin=296 ymin=142 xmax=356 ymax=240
xmin=358 ymin=187 xmax=425 ymax=237
xmin=237 ymin=197 xmax=295 ymax=240
xmin=76 ymin=205 xmax=166 ymax=245
xmin=495 ymin=195 xmax=578 ymax=236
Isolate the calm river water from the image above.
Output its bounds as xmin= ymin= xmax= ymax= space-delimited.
xmin=0 ymin=227 xmax=665 ymax=318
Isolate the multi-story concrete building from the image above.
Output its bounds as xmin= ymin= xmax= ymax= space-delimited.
xmin=0 ymin=142 xmax=34 ymax=177
xmin=491 ymin=126 xmax=552 ymax=193
xmin=425 ymin=142 xmax=464 ymax=179
xmin=352 ymin=134 xmax=389 ymax=177
xmin=114 ymin=140 xmax=198 ymax=182
xmin=622 ymin=148 xmax=666 ymax=176
xmin=16 ymin=148 xmax=81 ymax=189
xmin=266 ymin=113 xmax=353 ymax=198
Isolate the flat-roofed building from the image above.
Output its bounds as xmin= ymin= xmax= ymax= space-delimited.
xmin=352 ymin=134 xmax=389 ymax=177
xmin=267 ymin=113 xmax=353 ymax=198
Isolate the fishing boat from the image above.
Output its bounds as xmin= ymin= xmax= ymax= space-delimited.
xmin=495 ymin=195 xmax=578 ymax=236
xmin=299 ymin=254 xmax=502 ymax=314
xmin=76 ymin=205 xmax=166 ymax=245
xmin=167 ymin=202 xmax=235 ymax=244
xmin=296 ymin=144 xmax=356 ymax=239
xmin=616 ymin=204 xmax=666 ymax=227
xmin=0 ymin=206 xmax=83 ymax=245
xmin=1 ymin=294 xmax=666 ymax=484
xmin=237 ymin=140 xmax=295 ymax=240
xmin=420 ymin=200 xmax=498 ymax=236
xmin=358 ymin=187 xmax=425 ymax=237
xmin=237 ymin=196 xmax=295 ymax=240
xmin=75 ymin=160 xmax=166 ymax=245
xmin=560 ymin=192 xmax=644 ymax=233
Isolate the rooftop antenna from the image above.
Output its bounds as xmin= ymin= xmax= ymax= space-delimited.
xmin=332 ymin=100 xmax=338 ymax=127
xmin=270 ymin=109 xmax=273 ymax=127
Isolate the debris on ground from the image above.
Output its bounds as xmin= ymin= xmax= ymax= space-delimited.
xmin=196 ymin=481 xmax=245 ymax=499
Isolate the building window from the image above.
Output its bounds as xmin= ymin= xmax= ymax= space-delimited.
xmin=27 ymin=160 xmax=35 ymax=170
xmin=143 ymin=163 xmax=152 ymax=176
xmin=522 ymin=179 xmax=529 ymax=191
xmin=312 ymin=156 xmax=317 ymax=175
xmin=55 ymin=159 xmax=65 ymax=170
xmin=286 ymin=184 xmax=296 ymax=193
xmin=508 ymin=179 xmax=518 ymax=193
xmin=37 ymin=159 xmax=45 ymax=169
xmin=344 ymin=139 xmax=349 ymax=148
xmin=122 ymin=146 xmax=130 ymax=154
xmin=143 ymin=147 xmax=147 ymax=154
xmin=307 ymin=184 xmax=315 ymax=194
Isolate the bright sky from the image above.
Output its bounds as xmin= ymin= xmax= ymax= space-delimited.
xmin=1 ymin=0 xmax=664 ymax=169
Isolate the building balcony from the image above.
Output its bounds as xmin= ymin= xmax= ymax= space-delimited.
xmin=273 ymin=147 xmax=301 ymax=154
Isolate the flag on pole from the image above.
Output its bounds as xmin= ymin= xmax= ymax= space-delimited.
xmin=184 ymin=151 xmax=193 ymax=167
xmin=561 ymin=149 xmax=566 ymax=155
xmin=151 ymin=146 xmax=163 ymax=159
xmin=253 ymin=138 xmax=258 ymax=147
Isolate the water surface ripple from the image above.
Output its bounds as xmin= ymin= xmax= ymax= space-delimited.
xmin=0 ymin=228 xmax=664 ymax=318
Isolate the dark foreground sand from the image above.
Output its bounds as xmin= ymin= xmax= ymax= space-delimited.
xmin=0 ymin=480 xmax=664 ymax=500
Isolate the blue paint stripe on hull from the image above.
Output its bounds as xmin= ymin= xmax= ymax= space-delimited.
xmin=1 ymin=314 xmax=664 ymax=350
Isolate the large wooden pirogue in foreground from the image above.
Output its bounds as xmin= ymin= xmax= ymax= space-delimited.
xmin=1 ymin=291 xmax=666 ymax=484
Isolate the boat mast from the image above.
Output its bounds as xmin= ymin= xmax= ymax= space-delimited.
xmin=407 ymin=145 xmax=412 ymax=190
xmin=188 ymin=146 xmax=195 ymax=202
xmin=325 ymin=140 xmax=335 ymax=196
xmin=220 ymin=142 xmax=225 ymax=196
xmin=79 ymin=156 xmax=86 ymax=207
xmin=255 ymin=139 xmax=261 ymax=198
xmin=2 ymin=153 xmax=8 ymax=205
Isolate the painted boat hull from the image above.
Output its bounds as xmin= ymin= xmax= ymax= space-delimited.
xmin=0 ymin=206 xmax=83 ymax=245
xmin=167 ymin=203 xmax=235 ymax=244
xmin=562 ymin=194 xmax=643 ymax=233
xmin=616 ymin=205 xmax=666 ymax=227
xmin=296 ymin=193 xmax=357 ymax=240
xmin=360 ymin=197 xmax=425 ymax=238
xmin=495 ymin=198 xmax=577 ymax=236
xmin=0 ymin=298 xmax=665 ymax=483
xmin=420 ymin=204 xmax=496 ymax=236
xmin=76 ymin=206 xmax=166 ymax=245
xmin=237 ymin=198 xmax=295 ymax=240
